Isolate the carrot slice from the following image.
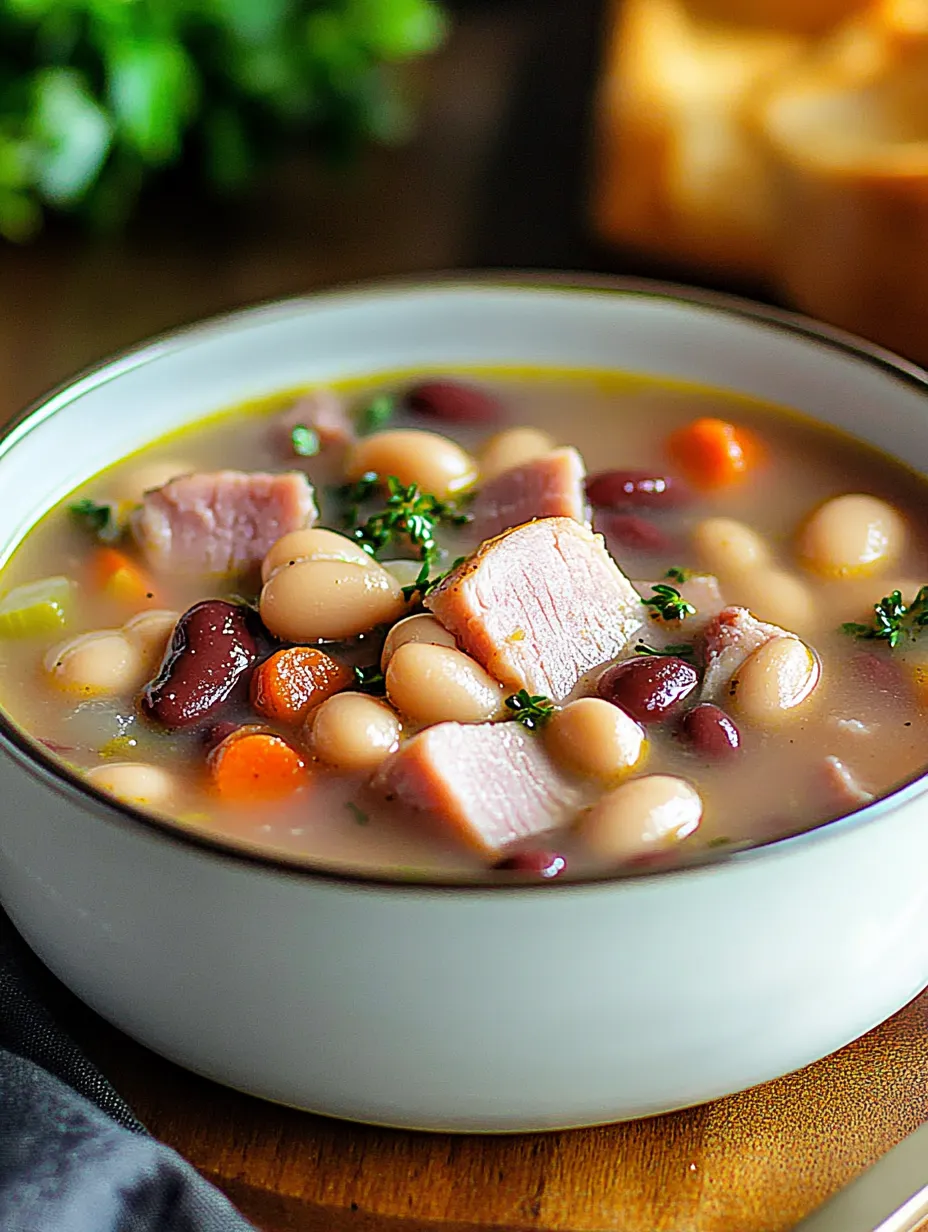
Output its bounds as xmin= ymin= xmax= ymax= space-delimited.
xmin=666 ymin=418 xmax=759 ymax=489
xmin=91 ymin=547 xmax=159 ymax=607
xmin=250 ymin=646 xmax=354 ymax=725
xmin=209 ymin=730 xmax=308 ymax=802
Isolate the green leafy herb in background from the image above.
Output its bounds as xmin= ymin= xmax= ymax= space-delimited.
xmin=290 ymin=423 xmax=320 ymax=457
xmin=0 ymin=0 xmax=448 ymax=240
xmin=843 ymin=587 xmax=928 ymax=649
xmin=504 ymin=689 xmax=555 ymax=732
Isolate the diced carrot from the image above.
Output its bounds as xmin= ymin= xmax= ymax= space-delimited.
xmin=666 ymin=418 xmax=760 ymax=489
xmin=209 ymin=730 xmax=309 ymax=802
xmin=91 ymin=547 xmax=159 ymax=607
xmin=250 ymin=646 xmax=354 ymax=725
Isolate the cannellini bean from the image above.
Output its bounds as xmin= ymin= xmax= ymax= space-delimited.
xmin=385 ymin=642 xmax=505 ymax=725
xmin=727 ymin=568 xmax=817 ymax=633
xmin=545 ymin=698 xmax=646 ymax=781
xmin=118 ymin=459 xmax=193 ymax=503
xmin=479 ymin=427 xmax=555 ymax=482
xmin=260 ymin=558 xmax=406 ymax=643
xmin=306 ymin=692 xmax=401 ymax=771
xmin=345 ymin=429 xmax=478 ymax=499
xmin=261 ymin=528 xmax=373 ymax=583
xmin=693 ymin=517 xmax=771 ymax=577
xmin=46 ymin=631 xmax=143 ymax=696
xmin=86 ymin=761 xmax=175 ymax=809
xmin=729 ymin=635 xmax=820 ymax=726
xmin=122 ymin=609 xmax=179 ymax=670
xmin=797 ymin=494 xmax=905 ymax=579
xmin=381 ymin=613 xmax=458 ymax=668
xmin=577 ymin=774 xmax=702 ymax=862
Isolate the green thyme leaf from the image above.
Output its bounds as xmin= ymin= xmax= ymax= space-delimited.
xmin=504 ymin=689 xmax=556 ymax=732
xmin=634 ymin=641 xmax=695 ymax=659
xmin=347 ymin=475 xmax=470 ymax=568
xmin=642 ymin=583 xmax=697 ymax=623
xmin=842 ymin=586 xmax=928 ymax=649
xmin=401 ymin=555 xmax=466 ymax=602
xmin=290 ymin=424 xmax=320 ymax=457
xmin=357 ymin=395 xmax=395 ymax=435
xmin=68 ymin=498 xmax=122 ymax=543
xmin=354 ymin=663 xmax=386 ymax=695
xmin=664 ymin=567 xmax=692 ymax=584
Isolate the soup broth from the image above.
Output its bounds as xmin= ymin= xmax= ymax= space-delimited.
xmin=0 ymin=369 xmax=926 ymax=880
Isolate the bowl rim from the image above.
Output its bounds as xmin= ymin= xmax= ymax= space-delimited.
xmin=3 ymin=270 xmax=928 ymax=892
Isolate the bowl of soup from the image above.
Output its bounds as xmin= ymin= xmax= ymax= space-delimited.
xmin=1 ymin=278 xmax=927 ymax=1131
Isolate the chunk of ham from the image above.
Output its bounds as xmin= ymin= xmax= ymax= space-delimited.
xmin=134 ymin=470 xmax=317 ymax=575
xmin=276 ymin=389 xmax=355 ymax=452
xmin=701 ymin=605 xmax=796 ymax=700
xmin=469 ymin=447 xmax=588 ymax=540
xmin=425 ymin=517 xmax=644 ymax=701
xmin=376 ymin=721 xmax=582 ymax=855
xmin=821 ymin=756 xmax=874 ymax=811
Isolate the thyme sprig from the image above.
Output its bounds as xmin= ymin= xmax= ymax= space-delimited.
xmin=843 ymin=587 xmax=928 ymax=649
xmin=504 ymin=689 xmax=556 ymax=731
xmin=400 ymin=555 xmax=467 ymax=602
xmin=643 ymin=583 xmax=696 ymax=622
xmin=344 ymin=474 xmax=471 ymax=568
xmin=634 ymin=641 xmax=695 ymax=660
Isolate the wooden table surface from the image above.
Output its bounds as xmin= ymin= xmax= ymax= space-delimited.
xmin=1 ymin=2 xmax=926 ymax=1229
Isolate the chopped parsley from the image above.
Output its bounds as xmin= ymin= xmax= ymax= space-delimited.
xmin=643 ymin=583 xmax=697 ymax=622
xmin=843 ymin=586 xmax=928 ymax=649
xmin=504 ymin=689 xmax=556 ymax=731
xmin=357 ymin=394 xmax=395 ymax=435
xmin=68 ymin=498 xmax=123 ymax=543
xmin=290 ymin=424 xmax=320 ymax=457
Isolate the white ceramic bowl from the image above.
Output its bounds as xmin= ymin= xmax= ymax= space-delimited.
xmin=2 ymin=279 xmax=928 ymax=1133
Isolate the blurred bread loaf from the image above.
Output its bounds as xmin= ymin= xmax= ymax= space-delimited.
xmin=592 ymin=0 xmax=928 ymax=364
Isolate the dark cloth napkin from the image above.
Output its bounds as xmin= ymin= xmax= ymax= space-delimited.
xmin=0 ymin=909 xmax=256 ymax=1232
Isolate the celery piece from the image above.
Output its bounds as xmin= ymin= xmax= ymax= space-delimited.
xmin=0 ymin=576 xmax=73 ymax=638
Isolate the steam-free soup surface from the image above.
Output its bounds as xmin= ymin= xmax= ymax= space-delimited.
xmin=0 ymin=370 xmax=925 ymax=880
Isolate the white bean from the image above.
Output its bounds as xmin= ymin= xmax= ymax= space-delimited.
xmin=479 ymin=428 xmax=555 ymax=482
xmin=693 ymin=517 xmax=771 ymax=578
xmin=577 ymin=774 xmax=702 ymax=862
xmin=730 ymin=635 xmax=820 ymax=726
xmin=381 ymin=614 xmax=458 ymax=669
xmin=86 ymin=762 xmax=175 ymax=809
xmin=797 ymin=493 xmax=905 ymax=579
xmin=260 ymin=558 xmax=406 ymax=643
xmin=46 ymin=631 xmax=143 ymax=697
xmin=345 ymin=429 xmax=478 ymax=499
xmin=385 ymin=642 xmax=505 ymax=726
xmin=728 ymin=569 xmax=817 ymax=633
xmin=306 ymin=693 xmax=401 ymax=771
xmin=261 ymin=528 xmax=373 ymax=583
xmin=545 ymin=698 xmax=646 ymax=781
xmin=122 ymin=609 xmax=179 ymax=671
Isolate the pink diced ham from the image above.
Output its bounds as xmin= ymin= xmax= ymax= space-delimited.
xmin=133 ymin=470 xmax=317 ymax=575
xmin=425 ymin=517 xmax=644 ymax=701
xmin=276 ymin=389 xmax=355 ymax=452
xmin=701 ymin=606 xmax=795 ymax=700
xmin=470 ymin=447 xmax=587 ymax=540
xmin=376 ymin=721 xmax=582 ymax=855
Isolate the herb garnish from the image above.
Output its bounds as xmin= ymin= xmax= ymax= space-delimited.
xmin=345 ymin=801 xmax=370 ymax=826
xmin=634 ymin=641 xmax=695 ymax=660
xmin=348 ymin=475 xmax=471 ymax=568
xmin=69 ymin=498 xmax=122 ymax=543
xmin=664 ymin=567 xmax=692 ymax=584
xmin=357 ymin=395 xmax=395 ymax=435
xmin=504 ymin=689 xmax=556 ymax=731
xmin=643 ymin=583 xmax=697 ymax=622
xmin=354 ymin=664 xmax=386 ymax=695
xmin=843 ymin=587 xmax=928 ymax=649
xmin=400 ymin=555 xmax=467 ymax=602
xmin=290 ymin=424 xmax=320 ymax=457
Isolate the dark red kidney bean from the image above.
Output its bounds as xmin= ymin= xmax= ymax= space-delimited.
xmin=203 ymin=720 xmax=242 ymax=753
xmin=597 ymin=513 xmax=672 ymax=554
xmin=141 ymin=600 xmax=258 ymax=729
xmin=404 ymin=379 xmax=500 ymax=424
xmin=586 ymin=470 xmax=688 ymax=511
xmin=682 ymin=703 xmax=741 ymax=757
xmin=597 ymin=656 xmax=699 ymax=724
xmin=496 ymin=850 xmax=567 ymax=879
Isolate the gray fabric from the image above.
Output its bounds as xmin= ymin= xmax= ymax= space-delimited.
xmin=0 ymin=911 xmax=256 ymax=1232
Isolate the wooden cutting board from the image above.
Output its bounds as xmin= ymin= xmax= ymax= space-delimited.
xmin=74 ymin=987 xmax=928 ymax=1232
